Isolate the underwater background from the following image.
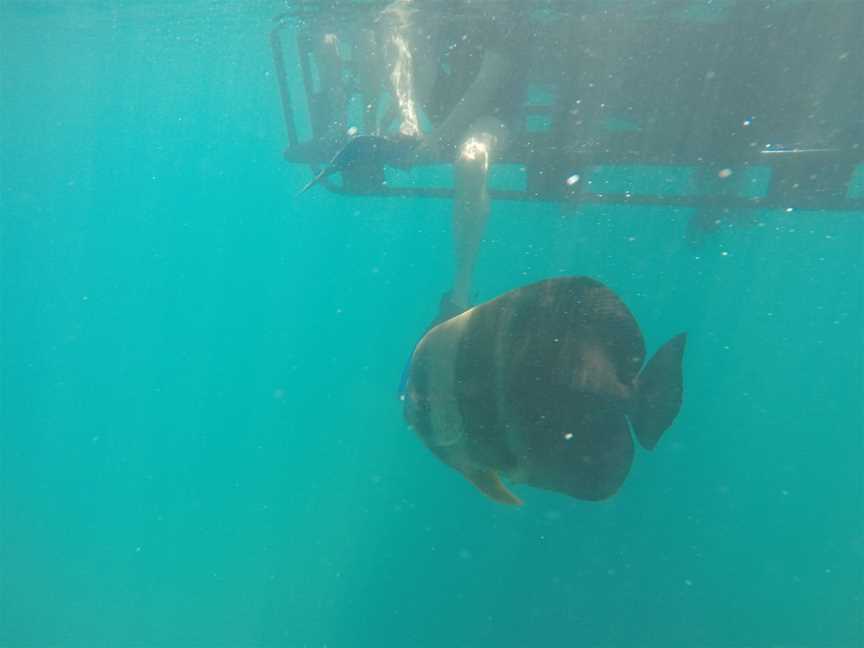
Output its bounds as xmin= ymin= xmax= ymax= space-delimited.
xmin=2 ymin=3 xmax=862 ymax=647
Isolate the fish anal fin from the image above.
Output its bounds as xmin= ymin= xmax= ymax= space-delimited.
xmin=461 ymin=468 xmax=523 ymax=507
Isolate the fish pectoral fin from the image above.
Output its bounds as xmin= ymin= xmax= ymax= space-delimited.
xmin=461 ymin=468 xmax=523 ymax=507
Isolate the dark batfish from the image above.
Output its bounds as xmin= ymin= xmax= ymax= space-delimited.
xmin=402 ymin=276 xmax=687 ymax=506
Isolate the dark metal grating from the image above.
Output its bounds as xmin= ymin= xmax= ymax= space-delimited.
xmin=271 ymin=1 xmax=864 ymax=210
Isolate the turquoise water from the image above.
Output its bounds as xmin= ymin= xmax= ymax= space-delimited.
xmin=2 ymin=4 xmax=862 ymax=647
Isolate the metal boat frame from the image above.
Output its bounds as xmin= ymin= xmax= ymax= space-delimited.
xmin=271 ymin=1 xmax=863 ymax=212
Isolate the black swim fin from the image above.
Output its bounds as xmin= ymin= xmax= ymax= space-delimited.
xmin=630 ymin=333 xmax=687 ymax=450
xmin=296 ymin=134 xmax=420 ymax=197
xmin=296 ymin=167 xmax=333 ymax=196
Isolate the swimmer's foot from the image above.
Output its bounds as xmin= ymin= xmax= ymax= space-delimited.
xmin=428 ymin=291 xmax=468 ymax=329
xmin=297 ymin=134 xmax=422 ymax=195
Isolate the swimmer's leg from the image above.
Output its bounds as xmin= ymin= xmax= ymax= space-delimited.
xmin=377 ymin=2 xmax=440 ymax=137
xmin=313 ymin=33 xmax=347 ymax=141
xmin=444 ymin=117 xmax=511 ymax=318
xmin=356 ymin=27 xmax=383 ymax=134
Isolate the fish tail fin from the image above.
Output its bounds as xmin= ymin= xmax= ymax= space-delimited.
xmin=631 ymin=333 xmax=687 ymax=450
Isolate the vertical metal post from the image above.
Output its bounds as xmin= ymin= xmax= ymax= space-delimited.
xmin=270 ymin=24 xmax=299 ymax=148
